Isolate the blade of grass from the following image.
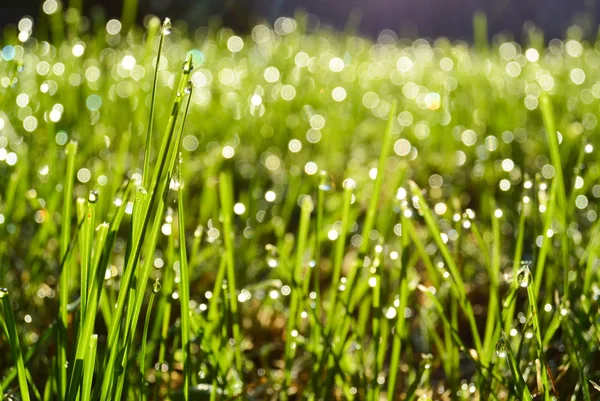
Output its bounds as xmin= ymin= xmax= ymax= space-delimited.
xmin=177 ymin=157 xmax=192 ymax=401
xmin=387 ymin=214 xmax=411 ymax=400
xmin=368 ymin=245 xmax=382 ymax=401
xmin=282 ymin=195 xmax=313 ymax=398
xmin=1 ymin=288 xmax=31 ymax=401
xmin=522 ymin=266 xmax=550 ymax=400
xmin=65 ymin=222 xmax=108 ymax=401
xmin=81 ymin=334 xmax=98 ymax=401
xmin=219 ymin=171 xmax=243 ymax=374
xmin=58 ymin=140 xmax=77 ymax=401
xmin=142 ymin=18 xmax=168 ymax=190
xmin=140 ymin=282 xmax=158 ymax=401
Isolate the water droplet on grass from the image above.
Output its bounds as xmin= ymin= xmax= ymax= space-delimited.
xmin=153 ymin=279 xmax=161 ymax=293
xmin=0 ymin=288 xmax=8 ymax=298
xmin=318 ymin=170 xmax=334 ymax=192
xmin=184 ymin=81 xmax=192 ymax=94
xmin=88 ymin=190 xmax=99 ymax=203
xmin=343 ymin=178 xmax=356 ymax=190
xmin=517 ymin=267 xmax=531 ymax=288
xmin=265 ymin=244 xmax=279 ymax=268
xmin=495 ymin=339 xmax=508 ymax=358
xmin=162 ymin=18 xmax=172 ymax=35
xmin=136 ymin=187 xmax=148 ymax=203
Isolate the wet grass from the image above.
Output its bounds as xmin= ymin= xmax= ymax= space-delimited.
xmin=1 ymin=4 xmax=600 ymax=400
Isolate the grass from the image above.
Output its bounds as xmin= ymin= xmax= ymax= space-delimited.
xmin=1 ymin=3 xmax=600 ymax=400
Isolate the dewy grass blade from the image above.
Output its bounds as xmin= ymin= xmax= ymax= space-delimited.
xmin=504 ymin=186 xmax=529 ymax=333
xmin=387 ymin=214 xmax=411 ymax=399
xmin=140 ymin=283 xmax=158 ymax=401
xmin=79 ymin=191 xmax=98 ymax=325
xmin=360 ymin=100 xmax=397 ymax=256
xmin=177 ymin=158 xmax=192 ymax=401
xmin=1 ymin=288 xmax=31 ymax=401
xmin=522 ymin=266 xmax=550 ymax=400
xmin=218 ymin=172 xmax=243 ymax=374
xmin=66 ymin=224 xmax=110 ymax=401
xmin=368 ymin=245 xmax=383 ymax=401
xmin=539 ymin=95 xmax=566 ymax=211
xmin=324 ymin=180 xmax=353 ymax=336
xmin=117 ymin=175 xmax=171 ymax=399
xmin=533 ymin=181 xmax=557 ymax=296
xmin=283 ymin=195 xmax=313 ymax=398
xmin=58 ymin=140 xmax=77 ymax=401
xmin=481 ymin=207 xmax=502 ymax=366
xmin=142 ymin=18 xmax=168 ymax=191
xmin=81 ymin=334 xmax=98 ymax=401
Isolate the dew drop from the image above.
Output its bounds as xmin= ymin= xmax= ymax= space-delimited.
xmin=88 ymin=190 xmax=99 ymax=204
xmin=343 ymin=178 xmax=356 ymax=190
xmin=495 ymin=339 xmax=508 ymax=358
xmin=265 ymin=244 xmax=279 ymax=268
xmin=161 ymin=18 xmax=172 ymax=35
xmin=153 ymin=279 xmax=161 ymax=293
xmin=184 ymin=81 xmax=192 ymax=94
xmin=0 ymin=287 xmax=8 ymax=298
xmin=517 ymin=267 xmax=531 ymax=288
xmin=182 ymin=58 xmax=193 ymax=74
xmin=318 ymin=170 xmax=334 ymax=192
xmin=421 ymin=354 xmax=433 ymax=370
xmin=136 ymin=187 xmax=148 ymax=203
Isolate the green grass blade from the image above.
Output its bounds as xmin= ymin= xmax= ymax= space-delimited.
xmin=1 ymin=288 xmax=31 ymax=401
xmin=177 ymin=159 xmax=192 ymax=401
xmin=81 ymin=334 xmax=98 ymax=401
xmin=218 ymin=172 xmax=243 ymax=374
xmin=142 ymin=19 xmax=167 ymax=190
xmin=283 ymin=195 xmax=313 ymax=398
xmin=58 ymin=140 xmax=78 ymax=401
xmin=140 ymin=286 xmax=157 ymax=401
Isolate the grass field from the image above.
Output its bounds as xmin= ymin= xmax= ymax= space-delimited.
xmin=1 ymin=3 xmax=600 ymax=400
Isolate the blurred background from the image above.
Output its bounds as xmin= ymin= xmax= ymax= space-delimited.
xmin=1 ymin=0 xmax=600 ymax=41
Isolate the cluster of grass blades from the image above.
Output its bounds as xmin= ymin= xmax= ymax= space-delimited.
xmin=1 ymin=2 xmax=600 ymax=400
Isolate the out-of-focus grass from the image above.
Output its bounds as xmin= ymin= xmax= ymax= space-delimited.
xmin=1 ymin=3 xmax=600 ymax=400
